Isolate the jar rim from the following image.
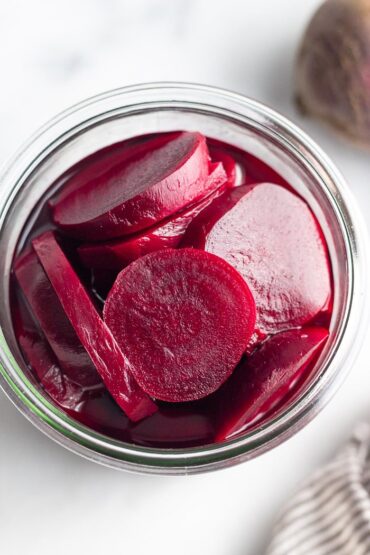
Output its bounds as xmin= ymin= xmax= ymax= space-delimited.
xmin=0 ymin=82 xmax=367 ymax=475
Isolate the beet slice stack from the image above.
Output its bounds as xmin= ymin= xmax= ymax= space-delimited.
xmin=15 ymin=250 xmax=102 ymax=390
xmin=52 ymin=131 xmax=210 ymax=240
xmin=49 ymin=133 xmax=181 ymax=207
xmin=103 ymin=248 xmax=256 ymax=402
xmin=183 ymin=183 xmax=331 ymax=337
xmin=32 ymin=231 xmax=157 ymax=422
xmin=78 ymin=162 xmax=227 ymax=271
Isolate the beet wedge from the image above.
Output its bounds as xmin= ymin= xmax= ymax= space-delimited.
xmin=103 ymin=248 xmax=256 ymax=403
xmin=19 ymin=331 xmax=87 ymax=411
xmin=32 ymin=231 xmax=157 ymax=421
xmin=15 ymin=250 xmax=102 ymax=390
xmin=182 ymin=183 xmax=331 ymax=335
xmin=52 ymin=132 xmax=210 ymax=241
xmin=215 ymin=327 xmax=329 ymax=441
xmin=78 ymin=162 xmax=227 ymax=271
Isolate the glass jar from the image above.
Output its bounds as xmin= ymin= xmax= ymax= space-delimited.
xmin=0 ymin=83 xmax=367 ymax=474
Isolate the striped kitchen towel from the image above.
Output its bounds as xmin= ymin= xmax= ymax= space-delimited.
xmin=266 ymin=424 xmax=370 ymax=555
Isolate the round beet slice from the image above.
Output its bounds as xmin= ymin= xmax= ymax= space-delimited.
xmin=182 ymin=183 xmax=332 ymax=335
xmin=214 ymin=327 xmax=329 ymax=441
xmin=78 ymin=162 xmax=227 ymax=271
xmin=52 ymin=132 xmax=210 ymax=241
xmin=49 ymin=133 xmax=181 ymax=207
xmin=103 ymin=249 xmax=256 ymax=402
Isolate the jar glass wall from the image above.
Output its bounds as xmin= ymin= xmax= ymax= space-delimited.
xmin=0 ymin=83 xmax=367 ymax=474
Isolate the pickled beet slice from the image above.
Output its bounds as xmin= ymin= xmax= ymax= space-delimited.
xmin=15 ymin=250 xmax=102 ymax=390
xmin=19 ymin=331 xmax=86 ymax=411
xmin=103 ymin=248 xmax=256 ymax=402
xmin=78 ymin=162 xmax=227 ymax=271
xmin=52 ymin=132 xmax=210 ymax=241
xmin=32 ymin=231 xmax=157 ymax=422
xmin=49 ymin=132 xmax=181 ymax=207
xmin=182 ymin=183 xmax=331 ymax=334
xmin=215 ymin=327 xmax=329 ymax=441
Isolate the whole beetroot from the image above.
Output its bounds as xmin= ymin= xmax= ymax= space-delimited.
xmin=296 ymin=0 xmax=370 ymax=145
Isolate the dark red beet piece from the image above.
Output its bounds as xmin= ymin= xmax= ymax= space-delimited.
xmin=52 ymin=132 xmax=210 ymax=240
xmin=78 ymin=162 xmax=227 ymax=271
xmin=19 ymin=331 xmax=87 ymax=410
xmin=215 ymin=327 xmax=329 ymax=441
xmin=49 ymin=133 xmax=181 ymax=207
xmin=103 ymin=248 xmax=256 ymax=402
xmin=208 ymin=145 xmax=236 ymax=188
xmin=32 ymin=231 xmax=157 ymax=422
xmin=14 ymin=250 xmax=102 ymax=390
xmin=12 ymin=283 xmax=89 ymax=411
xmin=182 ymin=183 xmax=331 ymax=335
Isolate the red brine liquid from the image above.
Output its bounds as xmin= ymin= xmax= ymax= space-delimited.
xmin=10 ymin=132 xmax=333 ymax=448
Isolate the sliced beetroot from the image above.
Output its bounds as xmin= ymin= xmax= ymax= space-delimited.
xmin=14 ymin=250 xmax=102 ymax=390
xmin=182 ymin=183 xmax=331 ymax=335
xmin=52 ymin=132 xmax=210 ymax=241
xmin=78 ymin=162 xmax=227 ymax=271
xmin=32 ymin=231 xmax=157 ymax=422
xmin=49 ymin=132 xmax=181 ymax=207
xmin=208 ymin=145 xmax=236 ymax=188
xmin=215 ymin=327 xmax=329 ymax=441
xmin=103 ymin=248 xmax=256 ymax=402
xmin=19 ymin=331 xmax=87 ymax=411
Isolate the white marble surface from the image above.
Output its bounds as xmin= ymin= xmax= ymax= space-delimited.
xmin=1 ymin=1 xmax=370 ymax=554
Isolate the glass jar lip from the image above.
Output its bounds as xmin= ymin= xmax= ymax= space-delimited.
xmin=0 ymin=81 xmax=368 ymax=475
